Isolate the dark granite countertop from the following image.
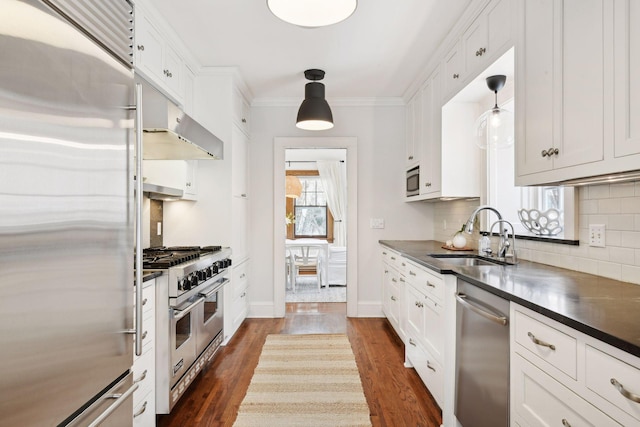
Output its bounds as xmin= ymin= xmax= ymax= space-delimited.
xmin=380 ymin=240 xmax=640 ymax=358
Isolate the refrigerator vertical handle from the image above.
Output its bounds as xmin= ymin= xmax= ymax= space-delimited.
xmin=135 ymin=83 xmax=143 ymax=357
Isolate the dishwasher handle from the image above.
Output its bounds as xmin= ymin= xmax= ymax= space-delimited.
xmin=455 ymin=292 xmax=508 ymax=326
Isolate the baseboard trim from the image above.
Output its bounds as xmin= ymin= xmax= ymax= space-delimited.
xmin=355 ymin=302 xmax=385 ymax=318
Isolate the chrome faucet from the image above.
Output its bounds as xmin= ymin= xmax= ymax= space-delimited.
xmin=464 ymin=205 xmax=514 ymax=261
xmin=490 ymin=219 xmax=518 ymax=263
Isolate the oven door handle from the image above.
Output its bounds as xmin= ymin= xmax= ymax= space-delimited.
xmin=173 ymin=297 xmax=205 ymax=321
xmin=199 ymin=278 xmax=229 ymax=298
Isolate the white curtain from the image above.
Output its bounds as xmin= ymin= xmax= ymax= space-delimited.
xmin=317 ymin=160 xmax=347 ymax=246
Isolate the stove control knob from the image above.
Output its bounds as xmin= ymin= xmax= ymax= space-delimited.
xmin=197 ymin=270 xmax=206 ymax=281
xmin=211 ymin=264 xmax=219 ymax=274
xmin=178 ymin=278 xmax=186 ymax=291
xmin=190 ymin=274 xmax=199 ymax=287
xmin=206 ymin=267 xmax=213 ymax=278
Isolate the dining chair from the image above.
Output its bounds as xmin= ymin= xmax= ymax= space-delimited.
xmin=291 ymin=245 xmax=323 ymax=290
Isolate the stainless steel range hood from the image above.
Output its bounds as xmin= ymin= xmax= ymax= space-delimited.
xmin=139 ymin=79 xmax=224 ymax=160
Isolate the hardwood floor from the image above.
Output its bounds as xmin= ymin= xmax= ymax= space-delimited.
xmin=157 ymin=303 xmax=442 ymax=427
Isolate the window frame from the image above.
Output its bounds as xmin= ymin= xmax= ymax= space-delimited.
xmin=285 ymin=170 xmax=334 ymax=242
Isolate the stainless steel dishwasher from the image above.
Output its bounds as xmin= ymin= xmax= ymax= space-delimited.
xmin=455 ymin=279 xmax=510 ymax=427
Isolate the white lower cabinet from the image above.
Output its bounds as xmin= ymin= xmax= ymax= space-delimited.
xmin=380 ymin=247 xmax=405 ymax=341
xmin=511 ymin=304 xmax=640 ymax=426
xmin=223 ymin=259 xmax=249 ymax=344
xmin=133 ymin=279 xmax=156 ymax=426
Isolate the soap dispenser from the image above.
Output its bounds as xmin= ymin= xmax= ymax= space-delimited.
xmin=478 ymin=232 xmax=491 ymax=256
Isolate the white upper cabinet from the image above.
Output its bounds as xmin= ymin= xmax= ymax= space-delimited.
xmin=405 ymin=91 xmax=422 ymax=167
xmin=183 ymin=65 xmax=196 ymax=116
xmin=516 ymin=0 xmax=605 ymax=184
xmin=419 ymin=69 xmax=442 ymax=196
xmin=134 ymin=6 xmax=185 ymax=105
xmin=442 ymin=41 xmax=464 ymax=101
xmin=232 ymin=87 xmax=251 ymax=136
xmin=614 ymin=0 xmax=640 ymax=158
xmin=463 ymin=0 xmax=512 ymax=76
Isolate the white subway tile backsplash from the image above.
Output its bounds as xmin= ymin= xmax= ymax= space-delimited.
xmin=608 ymin=214 xmax=635 ymax=231
xmin=611 ymin=182 xmax=636 ymax=198
xmin=589 ymin=184 xmax=610 ymax=199
xmin=434 ymin=180 xmax=640 ymax=285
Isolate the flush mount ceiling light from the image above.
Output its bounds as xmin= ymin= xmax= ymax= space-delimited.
xmin=267 ymin=0 xmax=357 ymax=28
xmin=285 ymin=175 xmax=302 ymax=198
xmin=475 ymin=75 xmax=514 ymax=150
xmin=296 ymin=69 xmax=334 ymax=131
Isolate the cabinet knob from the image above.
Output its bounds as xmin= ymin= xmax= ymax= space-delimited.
xmin=164 ymin=69 xmax=173 ymax=78
xmin=541 ymin=147 xmax=559 ymax=157
xmin=390 ymin=295 xmax=397 ymax=301
xmin=242 ymin=118 xmax=247 ymax=123
xmin=137 ymin=44 xmax=144 ymax=51
xmin=425 ymin=182 xmax=431 ymax=187
xmin=241 ymin=193 xmax=247 ymax=198
xmin=453 ymin=73 xmax=460 ymax=79
xmin=475 ymin=47 xmax=486 ymax=56
xmin=561 ymin=420 xmax=571 ymax=427
xmin=408 ymin=155 xmax=414 ymax=160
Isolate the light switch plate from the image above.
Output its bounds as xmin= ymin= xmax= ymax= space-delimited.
xmin=589 ymin=224 xmax=605 ymax=247
xmin=370 ymin=218 xmax=385 ymax=229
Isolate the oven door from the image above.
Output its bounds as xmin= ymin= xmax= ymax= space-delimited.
xmin=196 ymin=279 xmax=227 ymax=355
xmin=170 ymin=296 xmax=203 ymax=387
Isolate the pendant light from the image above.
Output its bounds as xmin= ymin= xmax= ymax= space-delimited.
xmin=267 ymin=0 xmax=357 ymax=28
xmin=285 ymin=175 xmax=302 ymax=198
xmin=474 ymin=75 xmax=514 ymax=149
xmin=296 ymin=69 xmax=334 ymax=131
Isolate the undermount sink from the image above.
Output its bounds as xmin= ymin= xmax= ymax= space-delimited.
xmin=428 ymin=254 xmax=505 ymax=267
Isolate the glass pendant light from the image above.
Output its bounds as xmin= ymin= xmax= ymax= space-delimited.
xmin=296 ymin=69 xmax=334 ymax=131
xmin=475 ymin=75 xmax=514 ymax=149
xmin=267 ymin=0 xmax=357 ymax=28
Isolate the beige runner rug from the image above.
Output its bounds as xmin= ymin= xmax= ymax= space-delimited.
xmin=233 ymin=334 xmax=372 ymax=427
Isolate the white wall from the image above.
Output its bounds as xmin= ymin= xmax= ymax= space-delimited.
xmin=250 ymin=104 xmax=434 ymax=316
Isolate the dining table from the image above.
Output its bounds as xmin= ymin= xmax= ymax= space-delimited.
xmin=285 ymin=238 xmax=329 ymax=288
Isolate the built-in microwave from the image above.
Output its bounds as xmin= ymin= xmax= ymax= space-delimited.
xmin=406 ymin=166 xmax=419 ymax=197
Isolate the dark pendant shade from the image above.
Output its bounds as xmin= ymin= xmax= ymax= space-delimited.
xmin=296 ymin=69 xmax=334 ymax=131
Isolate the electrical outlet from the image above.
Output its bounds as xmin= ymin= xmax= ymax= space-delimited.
xmin=370 ymin=218 xmax=385 ymax=229
xmin=589 ymin=224 xmax=605 ymax=247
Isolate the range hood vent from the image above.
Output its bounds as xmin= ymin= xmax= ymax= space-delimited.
xmin=139 ymin=79 xmax=223 ymax=160
xmin=142 ymin=182 xmax=184 ymax=200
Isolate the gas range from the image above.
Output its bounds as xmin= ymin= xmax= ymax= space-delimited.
xmin=142 ymin=246 xmax=232 ymax=306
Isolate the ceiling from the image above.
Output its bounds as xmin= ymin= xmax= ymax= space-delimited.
xmin=150 ymin=0 xmax=473 ymax=102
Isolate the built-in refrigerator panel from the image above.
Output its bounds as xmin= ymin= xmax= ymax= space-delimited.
xmin=0 ymin=1 xmax=135 ymax=425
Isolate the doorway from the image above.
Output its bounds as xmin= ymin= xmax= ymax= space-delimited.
xmin=273 ymin=137 xmax=358 ymax=318
xmin=285 ymin=148 xmax=347 ymax=303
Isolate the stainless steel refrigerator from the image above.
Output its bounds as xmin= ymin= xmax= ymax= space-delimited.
xmin=0 ymin=1 xmax=139 ymax=425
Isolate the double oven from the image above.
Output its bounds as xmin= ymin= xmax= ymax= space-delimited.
xmin=143 ymin=246 xmax=231 ymax=413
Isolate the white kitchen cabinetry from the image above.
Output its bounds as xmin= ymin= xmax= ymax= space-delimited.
xmin=405 ymin=91 xmax=422 ymax=168
xmin=511 ymin=304 xmax=640 ymax=426
xmin=418 ymin=69 xmax=441 ymax=196
xmin=183 ymin=65 xmax=196 ymax=117
xmin=614 ymin=0 xmax=640 ymax=158
xmin=223 ymin=259 xmax=249 ymax=344
xmin=142 ymin=160 xmax=198 ymax=201
xmin=514 ymin=0 xmax=640 ymax=185
xmin=380 ymin=247 xmax=405 ymax=341
xmin=133 ymin=279 xmax=156 ymax=426
xmin=442 ymin=41 xmax=464 ymax=102
xmin=403 ymin=259 xmax=445 ymax=408
xmin=134 ymin=7 xmax=184 ymax=105
xmin=233 ymin=87 xmax=251 ymax=137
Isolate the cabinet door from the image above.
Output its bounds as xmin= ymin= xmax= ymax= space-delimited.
xmin=163 ymin=43 xmax=184 ymax=102
xmin=232 ymin=125 xmax=248 ymax=198
xmin=183 ymin=160 xmax=197 ymax=200
xmin=405 ymin=91 xmax=421 ymax=167
xmin=231 ymin=196 xmax=248 ymax=263
xmin=487 ymin=0 xmax=513 ymax=60
xmin=552 ymin=0 xmax=605 ymax=170
xmin=405 ymin=284 xmax=424 ymax=342
xmin=462 ymin=11 xmax=488 ymax=75
xmin=442 ymin=42 xmax=463 ymax=100
xmin=135 ymin=14 xmax=164 ymax=84
xmin=183 ymin=65 xmax=196 ymax=116
xmin=614 ymin=0 xmax=640 ymax=157
xmin=420 ymin=70 xmax=442 ymax=196
xmin=422 ymin=297 xmax=443 ymax=364
xmin=517 ymin=0 xmax=605 ymax=178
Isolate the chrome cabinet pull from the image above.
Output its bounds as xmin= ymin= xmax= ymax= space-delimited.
xmin=399 ymin=278 xmax=405 ymax=282
xmin=409 ymin=338 xmax=417 ymax=347
xmin=382 ymin=251 xmax=387 ymax=255
xmin=426 ymin=282 xmax=436 ymax=288
xmin=475 ymin=47 xmax=486 ymax=56
xmin=141 ymin=330 xmax=148 ymax=340
xmin=390 ymin=256 xmax=396 ymax=260
xmin=384 ymin=270 xmax=389 ymax=274
xmin=133 ymin=401 xmax=147 ymax=418
xmin=542 ymin=147 xmax=560 ymax=157
xmin=610 ymin=378 xmax=640 ymax=403
xmin=137 ymin=44 xmax=144 ymax=51
xmin=425 ymin=182 xmax=431 ymax=187
xmin=453 ymin=73 xmax=460 ymax=79
xmin=408 ymin=155 xmax=414 ymax=160
xmin=390 ymin=295 xmax=397 ymax=301
xmin=142 ymin=298 xmax=147 ymax=306
xmin=391 ymin=278 xmax=398 ymax=283
xmin=455 ymin=293 xmax=508 ymax=326
xmin=401 ymin=262 xmax=406 ymax=267
xmin=409 ymin=270 xmax=416 ymax=276
xmin=134 ymin=369 xmax=147 ymax=384
xmin=527 ymin=332 xmax=556 ymax=350
xmin=415 ymin=301 xmax=423 ymax=308
xmin=242 ymin=118 xmax=247 ymax=123
xmin=561 ymin=419 xmax=571 ymax=427
xmin=427 ymin=361 xmax=436 ymax=372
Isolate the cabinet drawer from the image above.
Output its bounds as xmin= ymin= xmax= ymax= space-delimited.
xmin=133 ymin=349 xmax=154 ymax=406
xmin=585 ymin=345 xmax=640 ymax=422
xmin=406 ymin=336 xmax=444 ymax=409
xmin=133 ymin=390 xmax=155 ymax=427
xmin=513 ymin=354 xmax=621 ymax=427
xmin=514 ymin=310 xmax=577 ymax=379
xmin=406 ymin=262 xmax=444 ymax=302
